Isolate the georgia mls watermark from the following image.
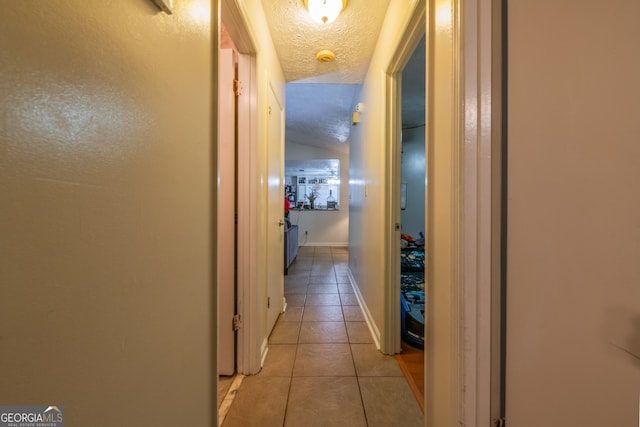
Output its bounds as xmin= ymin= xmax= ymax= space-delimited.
xmin=0 ymin=406 xmax=63 ymax=427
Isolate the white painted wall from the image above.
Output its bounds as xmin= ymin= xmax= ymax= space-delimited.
xmin=0 ymin=1 xmax=215 ymax=425
xmin=507 ymin=1 xmax=640 ymax=425
xmin=286 ymin=141 xmax=349 ymax=246
xmin=400 ymin=126 xmax=426 ymax=237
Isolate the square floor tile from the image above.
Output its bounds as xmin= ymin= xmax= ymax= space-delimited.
xmin=289 ymin=260 xmax=312 ymax=268
xmin=299 ymin=322 xmax=348 ymax=343
xmin=358 ymin=377 xmax=424 ymax=427
xmin=305 ymin=294 xmax=341 ymax=306
xmin=311 ymin=266 xmax=335 ymax=275
xmin=288 ymin=267 xmax=310 ymax=274
xmin=285 ymin=274 xmax=309 ymax=283
xmin=340 ymin=293 xmax=359 ymax=306
xmin=346 ymin=322 xmax=374 ymax=343
xmin=285 ymin=294 xmax=306 ymax=307
xmin=303 ymin=305 xmax=344 ymax=322
xmin=286 ymin=266 xmax=311 ymax=275
xmin=269 ymin=321 xmax=300 ymax=344
xmin=350 ymin=344 xmax=403 ymax=377
xmin=336 ymin=273 xmax=351 ymax=284
xmin=342 ymin=305 xmax=365 ymax=321
xmin=307 ymin=284 xmax=339 ymax=294
xmin=293 ymin=343 xmax=355 ymax=376
xmin=284 ymin=284 xmax=308 ymax=295
xmin=285 ymin=377 xmax=367 ymax=427
xmin=223 ymin=376 xmax=291 ymax=427
xmin=338 ymin=284 xmax=354 ymax=294
xmin=261 ymin=344 xmax=297 ymax=377
xmin=309 ymin=274 xmax=337 ymax=284
xmin=279 ymin=306 xmax=303 ymax=322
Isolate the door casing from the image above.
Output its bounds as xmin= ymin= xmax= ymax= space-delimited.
xmin=221 ymin=0 xmax=261 ymax=375
xmin=383 ymin=0 xmax=501 ymax=425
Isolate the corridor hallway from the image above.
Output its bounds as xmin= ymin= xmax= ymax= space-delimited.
xmin=221 ymin=246 xmax=423 ymax=426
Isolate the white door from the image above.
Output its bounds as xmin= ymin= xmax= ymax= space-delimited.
xmin=218 ymin=48 xmax=237 ymax=375
xmin=266 ymin=84 xmax=284 ymax=334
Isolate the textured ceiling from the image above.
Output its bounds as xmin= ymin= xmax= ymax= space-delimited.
xmin=262 ymin=0 xmax=423 ymax=151
xmin=262 ymin=0 xmax=391 ymax=84
xmin=285 ymin=83 xmax=360 ymax=151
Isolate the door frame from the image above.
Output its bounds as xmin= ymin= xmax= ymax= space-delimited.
xmin=220 ymin=0 xmax=261 ymax=375
xmin=218 ymin=47 xmax=238 ymax=375
xmin=383 ymin=0 xmax=501 ymax=424
xmin=459 ymin=0 xmax=504 ymax=424
xmin=383 ymin=0 xmax=426 ymax=358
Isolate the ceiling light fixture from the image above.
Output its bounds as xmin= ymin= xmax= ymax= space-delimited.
xmin=304 ymin=0 xmax=347 ymax=24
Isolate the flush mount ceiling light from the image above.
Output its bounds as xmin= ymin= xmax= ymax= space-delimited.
xmin=304 ymin=0 xmax=347 ymax=24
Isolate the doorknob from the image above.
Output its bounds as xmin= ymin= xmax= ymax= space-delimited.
xmin=278 ymin=220 xmax=285 ymax=226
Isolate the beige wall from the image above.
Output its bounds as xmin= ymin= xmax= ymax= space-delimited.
xmin=507 ymin=0 xmax=640 ymax=425
xmin=349 ymin=0 xmax=418 ymax=347
xmin=286 ymin=141 xmax=349 ymax=246
xmin=0 ymin=1 xmax=215 ymax=425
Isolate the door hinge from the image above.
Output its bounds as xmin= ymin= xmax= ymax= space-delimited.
xmin=268 ymin=105 xmax=272 ymax=116
xmin=395 ymin=222 xmax=401 ymax=231
xmin=232 ymin=314 xmax=241 ymax=331
xmin=495 ymin=417 xmax=506 ymax=427
xmin=233 ymin=79 xmax=243 ymax=96
xmin=267 ymin=297 xmax=270 ymax=308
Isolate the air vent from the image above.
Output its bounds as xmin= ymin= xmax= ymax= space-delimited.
xmin=316 ymin=49 xmax=336 ymax=63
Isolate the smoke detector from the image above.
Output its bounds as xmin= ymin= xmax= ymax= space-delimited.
xmin=316 ymin=49 xmax=336 ymax=63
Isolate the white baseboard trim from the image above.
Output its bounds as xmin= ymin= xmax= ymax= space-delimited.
xmin=347 ymin=268 xmax=381 ymax=350
xmin=260 ymin=337 xmax=269 ymax=368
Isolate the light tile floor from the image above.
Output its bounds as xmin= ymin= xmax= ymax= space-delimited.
xmin=222 ymin=246 xmax=423 ymax=427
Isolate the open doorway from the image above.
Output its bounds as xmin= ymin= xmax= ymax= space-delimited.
xmin=396 ymin=34 xmax=426 ymax=408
